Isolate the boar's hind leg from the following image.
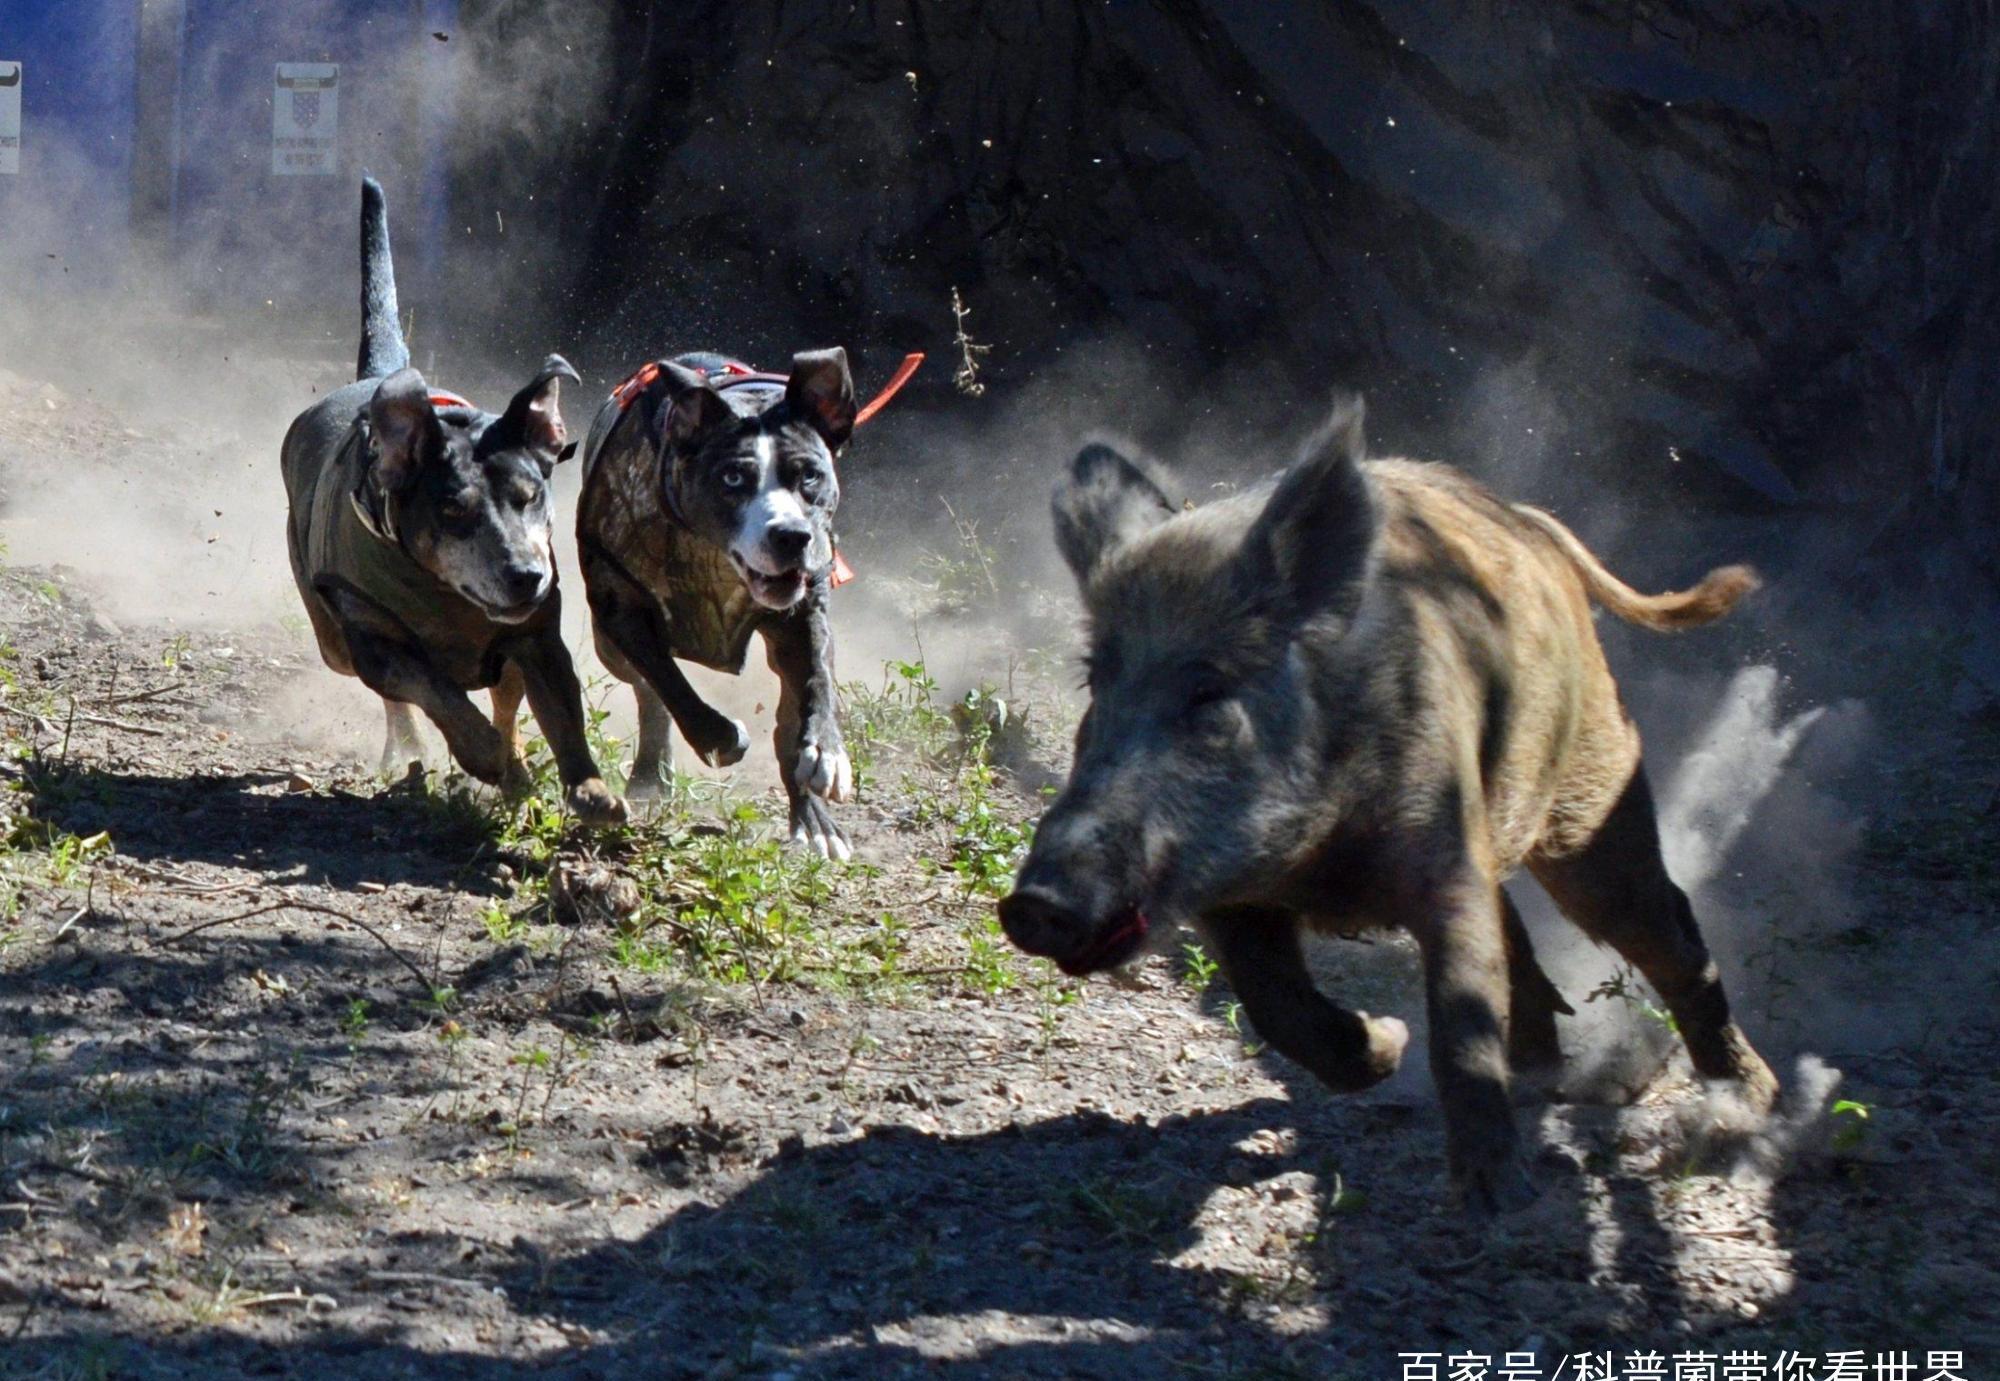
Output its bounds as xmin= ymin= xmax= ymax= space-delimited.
xmin=1412 ymin=879 xmax=1538 ymax=1215
xmin=1501 ymin=888 xmax=1571 ymax=1077
xmin=1529 ymin=764 xmax=1778 ymax=1113
xmin=1205 ymin=910 xmax=1408 ymax=1093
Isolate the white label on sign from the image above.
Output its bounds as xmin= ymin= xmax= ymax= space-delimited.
xmin=272 ymin=62 xmax=337 ymax=176
xmin=0 ymin=62 xmax=21 ymax=176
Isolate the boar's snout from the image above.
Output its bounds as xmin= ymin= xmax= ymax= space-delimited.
xmin=999 ymin=879 xmax=1151 ymax=977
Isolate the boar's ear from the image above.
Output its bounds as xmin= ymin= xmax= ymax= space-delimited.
xmin=367 ymin=367 xmax=443 ymax=492
xmin=1052 ymin=441 xmax=1179 ymax=584
xmin=492 ymin=354 xmax=582 ymax=474
xmin=651 ymin=362 xmax=732 ymax=452
xmin=787 ymin=347 xmax=857 ymax=450
xmin=1240 ymin=395 xmax=1376 ymax=622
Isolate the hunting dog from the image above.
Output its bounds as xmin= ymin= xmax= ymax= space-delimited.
xmin=574 ymin=350 xmax=858 ymax=858
xmin=1000 ymin=399 xmax=1779 ymax=1214
xmin=281 ymin=178 xmax=624 ymax=826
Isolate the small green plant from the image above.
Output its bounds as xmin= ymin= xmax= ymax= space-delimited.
xmin=964 ymin=916 xmax=1020 ymax=995
xmin=480 ymin=902 xmax=530 ymax=945
xmin=1830 ymin=1097 xmax=1873 ymax=1152
xmin=1222 ymin=1000 xmax=1266 ymax=1057
xmin=160 ymin=633 xmax=193 ymax=668
xmin=340 ymin=998 xmax=371 ymax=1050
xmin=1181 ymin=942 xmax=1219 ymax=991
xmin=840 ymin=657 xmax=953 ymax=792
xmin=1585 ymin=963 xmax=1678 ymax=1034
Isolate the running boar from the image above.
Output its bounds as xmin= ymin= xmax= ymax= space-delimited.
xmin=998 ymin=400 xmax=1779 ymax=1214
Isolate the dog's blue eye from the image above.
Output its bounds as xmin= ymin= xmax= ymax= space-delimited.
xmin=722 ymin=470 xmax=749 ymax=490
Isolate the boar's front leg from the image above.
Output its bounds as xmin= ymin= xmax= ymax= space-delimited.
xmin=1411 ymin=874 xmax=1538 ymax=1216
xmin=1204 ymin=908 xmax=1409 ymax=1092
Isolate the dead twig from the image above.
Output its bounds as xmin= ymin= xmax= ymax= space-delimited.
xmin=96 ymin=679 xmax=188 ymax=707
xmin=155 ymin=896 xmax=436 ymax=994
xmin=950 ymin=286 xmax=991 ymax=396
xmin=0 ymin=703 xmax=56 ymax=736
xmin=366 ymin=1270 xmax=498 ymax=1294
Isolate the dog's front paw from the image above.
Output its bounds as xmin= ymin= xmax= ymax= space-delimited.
xmin=691 ymin=715 xmax=751 ymax=769
xmin=794 ymin=735 xmax=852 ymax=803
xmin=566 ymin=778 xmax=628 ymax=828
xmin=788 ymin=794 xmax=852 ymax=862
xmin=500 ymin=756 xmax=535 ymax=800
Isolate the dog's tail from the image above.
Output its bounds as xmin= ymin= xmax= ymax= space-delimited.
xmin=357 ymin=175 xmax=410 ymax=381
xmin=1512 ymin=504 xmax=1759 ymax=631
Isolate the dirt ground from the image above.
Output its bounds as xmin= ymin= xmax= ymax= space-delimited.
xmin=3 ymin=369 xmax=1998 ymax=1380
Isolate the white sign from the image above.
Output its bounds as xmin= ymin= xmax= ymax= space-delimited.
xmin=272 ymin=63 xmax=337 ymax=176
xmin=0 ymin=62 xmax=21 ymax=176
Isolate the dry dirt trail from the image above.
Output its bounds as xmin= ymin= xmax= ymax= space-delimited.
xmin=2 ymin=369 xmax=1997 ymax=1379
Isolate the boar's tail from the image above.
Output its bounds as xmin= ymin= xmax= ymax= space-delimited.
xmin=356 ymin=175 xmax=410 ymax=381
xmin=1512 ymin=504 xmax=1759 ymax=631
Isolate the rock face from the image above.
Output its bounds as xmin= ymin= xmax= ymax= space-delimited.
xmin=452 ymin=0 xmax=2000 ymax=573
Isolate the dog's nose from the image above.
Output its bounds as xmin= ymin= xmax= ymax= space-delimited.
xmin=501 ymin=565 xmax=545 ymax=603
xmin=767 ymin=524 xmax=812 ymax=561
xmin=997 ymin=885 xmax=1088 ymax=959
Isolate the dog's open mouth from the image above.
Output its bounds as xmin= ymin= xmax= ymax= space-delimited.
xmin=742 ymin=566 xmax=806 ymax=608
xmin=1056 ymin=907 xmax=1151 ymax=976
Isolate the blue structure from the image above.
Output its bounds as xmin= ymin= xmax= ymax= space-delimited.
xmin=0 ymin=2 xmax=143 ymax=260
xmin=0 ymin=0 xmax=457 ymax=315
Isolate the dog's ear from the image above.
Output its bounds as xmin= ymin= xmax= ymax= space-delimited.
xmin=787 ymin=347 xmax=856 ymax=450
xmin=1051 ymin=439 xmax=1179 ymax=586
xmin=1236 ymin=394 xmax=1376 ymax=623
xmin=367 ymin=368 xmax=443 ymax=492
xmin=651 ymin=362 xmax=732 ymax=452
xmin=493 ymin=354 xmax=582 ymax=474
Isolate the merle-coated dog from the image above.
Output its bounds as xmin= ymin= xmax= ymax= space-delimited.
xmin=281 ymin=178 xmax=624 ymax=826
xmin=575 ymin=350 xmax=857 ymax=857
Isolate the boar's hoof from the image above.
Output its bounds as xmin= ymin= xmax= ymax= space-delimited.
xmin=1338 ymin=1013 xmax=1410 ymax=1090
xmin=566 ymin=778 xmax=629 ymax=828
xmin=1455 ymin=1154 xmax=1540 ymax=1219
xmin=789 ymin=795 xmax=852 ymax=862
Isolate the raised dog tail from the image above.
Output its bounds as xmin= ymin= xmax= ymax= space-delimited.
xmin=1512 ymin=504 xmax=1759 ymax=631
xmin=356 ymin=175 xmax=410 ymax=381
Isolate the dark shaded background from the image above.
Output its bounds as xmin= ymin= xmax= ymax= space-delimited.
xmin=435 ymin=0 xmax=1998 ymax=591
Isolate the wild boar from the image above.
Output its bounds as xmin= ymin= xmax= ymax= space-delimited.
xmin=998 ymin=400 xmax=1779 ymax=1213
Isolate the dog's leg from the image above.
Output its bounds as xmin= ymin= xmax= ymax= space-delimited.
xmin=508 ymin=627 xmax=627 ymax=827
xmin=1529 ymin=762 xmax=1777 ymax=1112
xmin=379 ymin=699 xmax=424 ymax=777
xmin=488 ymin=663 xmax=533 ymax=800
xmin=339 ymin=619 xmax=512 ymax=787
xmin=1408 ymin=867 xmax=1537 ymax=1216
xmin=628 ymin=684 xmax=675 ymax=804
xmin=581 ymin=554 xmax=749 ymax=768
xmin=761 ymin=597 xmax=850 ymax=860
xmin=1204 ymin=907 xmax=1409 ymax=1092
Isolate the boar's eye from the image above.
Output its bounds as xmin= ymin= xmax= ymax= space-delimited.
xmin=1180 ymin=671 xmax=1232 ymax=725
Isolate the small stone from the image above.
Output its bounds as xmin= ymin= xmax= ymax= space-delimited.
xmin=286 ymin=772 xmax=315 ymax=793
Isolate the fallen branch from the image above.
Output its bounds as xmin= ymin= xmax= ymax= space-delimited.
xmin=155 ymin=896 xmax=436 ymax=994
